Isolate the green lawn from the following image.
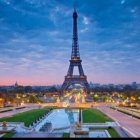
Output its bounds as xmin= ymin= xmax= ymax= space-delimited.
xmin=2 ymin=132 xmax=16 ymax=138
xmin=89 ymin=127 xmax=120 ymax=138
xmin=63 ymin=133 xmax=70 ymax=138
xmin=108 ymin=127 xmax=120 ymax=138
xmin=0 ymin=107 xmax=51 ymax=127
xmin=82 ymin=108 xmax=113 ymax=123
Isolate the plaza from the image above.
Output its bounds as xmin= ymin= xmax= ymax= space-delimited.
xmin=0 ymin=101 xmax=140 ymax=138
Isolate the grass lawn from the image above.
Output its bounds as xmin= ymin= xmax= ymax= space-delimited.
xmin=63 ymin=133 xmax=70 ymax=138
xmin=108 ymin=127 xmax=120 ymax=138
xmin=0 ymin=107 xmax=51 ymax=127
xmin=2 ymin=132 xmax=16 ymax=138
xmin=82 ymin=108 xmax=113 ymax=123
xmin=89 ymin=127 xmax=120 ymax=138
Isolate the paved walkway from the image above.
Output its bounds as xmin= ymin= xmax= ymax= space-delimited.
xmin=13 ymin=132 xmax=63 ymax=138
xmin=98 ymin=106 xmax=140 ymax=137
xmin=114 ymin=126 xmax=129 ymax=138
xmin=0 ymin=105 xmax=40 ymax=118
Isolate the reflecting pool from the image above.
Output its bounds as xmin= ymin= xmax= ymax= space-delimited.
xmin=35 ymin=109 xmax=79 ymax=132
xmin=35 ymin=108 xmax=111 ymax=138
xmin=75 ymin=130 xmax=110 ymax=138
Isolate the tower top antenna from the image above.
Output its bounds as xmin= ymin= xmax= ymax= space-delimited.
xmin=73 ymin=7 xmax=78 ymax=18
xmin=73 ymin=3 xmax=77 ymax=13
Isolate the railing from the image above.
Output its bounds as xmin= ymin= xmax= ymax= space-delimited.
xmin=53 ymin=126 xmax=70 ymax=131
xmin=0 ymin=106 xmax=26 ymax=113
xmin=122 ymin=107 xmax=140 ymax=113
xmin=65 ymin=75 xmax=87 ymax=79
xmin=111 ymin=106 xmax=140 ymax=119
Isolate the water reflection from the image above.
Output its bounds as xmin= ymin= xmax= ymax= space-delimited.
xmin=38 ymin=108 xmax=79 ymax=132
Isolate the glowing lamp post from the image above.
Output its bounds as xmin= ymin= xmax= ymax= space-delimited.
xmin=0 ymin=98 xmax=4 ymax=107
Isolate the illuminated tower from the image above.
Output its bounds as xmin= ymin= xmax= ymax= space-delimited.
xmin=61 ymin=9 xmax=90 ymax=94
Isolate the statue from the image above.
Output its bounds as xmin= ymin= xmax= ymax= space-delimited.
xmin=2 ymin=121 xmax=7 ymax=130
xmin=74 ymin=121 xmax=89 ymax=135
xmin=75 ymin=121 xmax=81 ymax=129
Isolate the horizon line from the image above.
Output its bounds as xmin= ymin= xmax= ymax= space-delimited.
xmin=0 ymin=81 xmax=139 ymax=86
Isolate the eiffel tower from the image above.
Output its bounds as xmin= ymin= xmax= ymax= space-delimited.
xmin=61 ymin=9 xmax=90 ymax=94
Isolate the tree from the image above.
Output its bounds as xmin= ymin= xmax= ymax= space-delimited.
xmin=93 ymin=94 xmax=99 ymax=101
xmin=28 ymin=95 xmax=43 ymax=103
xmin=49 ymin=86 xmax=58 ymax=92
xmin=123 ymin=85 xmax=133 ymax=92
xmin=24 ymin=86 xmax=32 ymax=93
xmin=15 ymin=86 xmax=25 ymax=93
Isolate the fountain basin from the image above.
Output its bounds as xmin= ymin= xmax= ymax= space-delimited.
xmin=75 ymin=130 xmax=111 ymax=138
xmin=74 ymin=127 xmax=89 ymax=135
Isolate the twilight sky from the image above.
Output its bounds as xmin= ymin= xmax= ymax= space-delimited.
xmin=0 ymin=0 xmax=140 ymax=86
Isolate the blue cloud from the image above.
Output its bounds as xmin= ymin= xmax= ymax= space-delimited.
xmin=0 ymin=0 xmax=140 ymax=85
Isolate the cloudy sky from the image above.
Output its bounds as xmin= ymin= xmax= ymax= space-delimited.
xmin=0 ymin=0 xmax=140 ymax=86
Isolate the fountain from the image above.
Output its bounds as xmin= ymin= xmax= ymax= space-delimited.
xmin=74 ymin=121 xmax=89 ymax=135
xmin=73 ymin=109 xmax=89 ymax=136
xmin=73 ymin=109 xmax=110 ymax=138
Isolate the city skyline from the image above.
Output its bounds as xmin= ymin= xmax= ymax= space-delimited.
xmin=0 ymin=0 xmax=140 ymax=86
xmin=0 ymin=80 xmax=139 ymax=87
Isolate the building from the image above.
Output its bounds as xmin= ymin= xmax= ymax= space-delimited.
xmin=131 ymin=82 xmax=137 ymax=89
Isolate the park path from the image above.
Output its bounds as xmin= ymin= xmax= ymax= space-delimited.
xmin=98 ymin=106 xmax=140 ymax=137
xmin=114 ymin=126 xmax=129 ymax=138
xmin=0 ymin=105 xmax=40 ymax=118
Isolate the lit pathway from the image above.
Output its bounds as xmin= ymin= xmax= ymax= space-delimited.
xmin=0 ymin=104 xmax=40 ymax=118
xmin=98 ymin=106 xmax=140 ymax=137
xmin=114 ymin=126 xmax=129 ymax=138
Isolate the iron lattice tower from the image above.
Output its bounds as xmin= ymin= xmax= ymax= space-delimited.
xmin=61 ymin=9 xmax=90 ymax=94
